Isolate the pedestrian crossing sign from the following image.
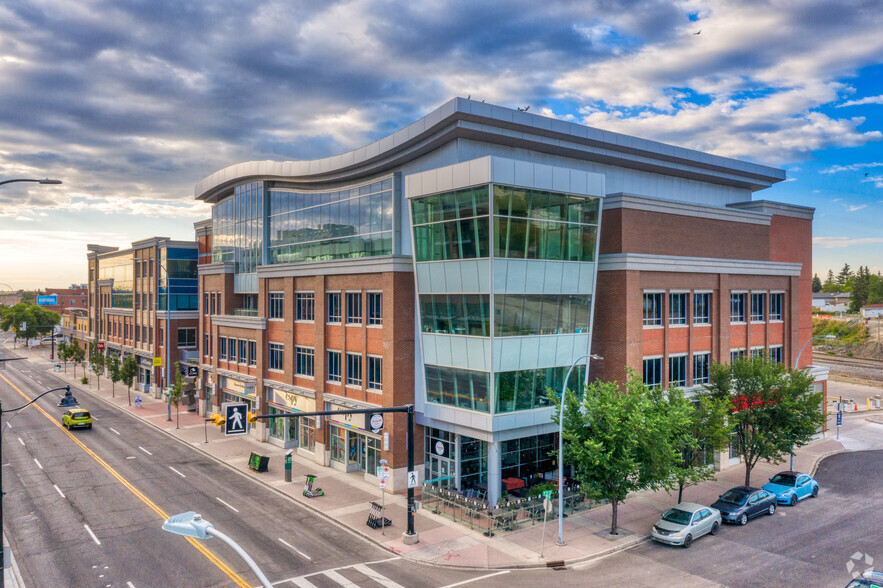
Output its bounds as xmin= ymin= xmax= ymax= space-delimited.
xmin=224 ymin=402 xmax=249 ymax=436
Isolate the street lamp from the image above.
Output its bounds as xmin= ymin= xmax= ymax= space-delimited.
xmin=162 ymin=512 xmax=272 ymax=588
xmin=1 ymin=385 xmax=72 ymax=587
xmin=0 ymin=178 xmax=62 ymax=186
xmin=557 ymin=353 xmax=602 ymax=546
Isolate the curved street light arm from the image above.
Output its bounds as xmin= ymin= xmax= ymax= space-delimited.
xmin=205 ymin=527 xmax=272 ymax=588
xmin=1 ymin=386 xmax=70 ymax=414
xmin=0 ymin=178 xmax=62 ymax=186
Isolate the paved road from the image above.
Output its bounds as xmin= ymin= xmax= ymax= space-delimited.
xmin=0 ymin=360 xmax=487 ymax=587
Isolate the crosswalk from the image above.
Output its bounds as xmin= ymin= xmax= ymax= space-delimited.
xmin=280 ymin=559 xmax=405 ymax=588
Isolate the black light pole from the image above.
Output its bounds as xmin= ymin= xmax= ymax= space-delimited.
xmin=0 ymin=178 xmax=62 ymax=187
xmin=0 ymin=383 xmax=72 ymax=588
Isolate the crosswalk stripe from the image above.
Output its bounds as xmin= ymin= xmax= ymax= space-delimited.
xmin=352 ymin=564 xmax=406 ymax=588
xmin=290 ymin=577 xmax=319 ymax=588
xmin=324 ymin=570 xmax=358 ymax=586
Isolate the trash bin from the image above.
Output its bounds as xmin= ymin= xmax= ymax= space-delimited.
xmin=54 ymin=365 xmax=61 ymax=372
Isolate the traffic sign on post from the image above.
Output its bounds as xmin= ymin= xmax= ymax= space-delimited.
xmin=224 ymin=403 xmax=249 ymax=436
xmin=836 ymin=411 xmax=842 ymax=426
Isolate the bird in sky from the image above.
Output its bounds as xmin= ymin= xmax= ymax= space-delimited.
xmin=694 ymin=29 xmax=701 ymax=35
xmin=517 ymin=106 xmax=530 ymax=112
xmin=865 ymin=172 xmax=869 ymax=177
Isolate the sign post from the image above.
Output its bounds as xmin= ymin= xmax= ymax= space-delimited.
xmin=378 ymin=459 xmax=389 ymax=534
xmin=540 ymin=490 xmax=554 ymax=558
xmin=836 ymin=410 xmax=842 ymax=439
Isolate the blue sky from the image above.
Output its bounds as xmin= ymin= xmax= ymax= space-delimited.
xmin=0 ymin=0 xmax=881 ymax=289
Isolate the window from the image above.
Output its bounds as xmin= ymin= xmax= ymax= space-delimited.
xmin=210 ymin=293 xmax=216 ymax=315
xmin=643 ymin=357 xmax=662 ymax=387
xmin=248 ymin=340 xmax=256 ymax=366
xmin=693 ymin=353 xmax=710 ymax=385
xmin=203 ymin=293 xmax=209 ymax=315
xmin=295 ymin=292 xmax=315 ymax=321
xmin=204 ymin=334 xmax=210 ymax=356
xmin=669 ymin=293 xmax=687 ymax=326
xmin=346 ymin=292 xmax=362 ymax=325
xmin=177 ymin=328 xmax=196 ymax=347
xmin=769 ymin=293 xmax=783 ymax=321
xmin=693 ymin=293 xmax=711 ymax=325
xmin=368 ymin=292 xmax=382 ymax=326
xmin=346 ymin=352 xmax=362 ymax=386
xmin=327 ymin=350 xmax=341 ymax=383
xmin=730 ymin=293 xmax=746 ymax=322
xmin=327 ymin=292 xmax=341 ymax=323
xmin=750 ymin=346 xmax=764 ymax=359
xmin=228 ymin=338 xmax=237 ymax=362
xmin=730 ymin=348 xmax=746 ymax=362
xmin=751 ymin=293 xmax=765 ymax=322
xmin=669 ymin=355 xmax=687 ymax=387
xmin=643 ymin=293 xmax=662 ymax=326
xmin=295 ymin=346 xmax=314 ymax=377
xmin=239 ymin=339 xmax=248 ymax=364
xmin=219 ymin=337 xmax=227 ymax=360
xmin=769 ymin=346 xmax=783 ymax=364
xmin=268 ymin=343 xmax=284 ymax=371
xmin=269 ymin=292 xmax=284 ymax=319
xmin=367 ymin=356 xmax=382 ymax=391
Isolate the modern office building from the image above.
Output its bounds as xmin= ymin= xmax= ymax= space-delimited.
xmin=193 ymin=98 xmax=823 ymax=504
xmin=86 ymin=238 xmax=199 ymax=398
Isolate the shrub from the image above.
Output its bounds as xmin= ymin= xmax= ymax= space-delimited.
xmin=80 ymin=376 xmax=89 ymax=384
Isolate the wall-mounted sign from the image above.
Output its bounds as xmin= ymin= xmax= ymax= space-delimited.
xmin=369 ymin=413 xmax=384 ymax=433
xmin=268 ymin=388 xmax=316 ymax=413
xmin=36 ymin=295 xmax=58 ymax=306
xmin=224 ymin=377 xmax=256 ymax=398
xmin=152 ymin=357 xmax=162 ymax=367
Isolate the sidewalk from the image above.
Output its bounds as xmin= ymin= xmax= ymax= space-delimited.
xmin=27 ymin=354 xmax=849 ymax=570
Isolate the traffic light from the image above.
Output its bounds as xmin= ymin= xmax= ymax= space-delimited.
xmin=210 ymin=413 xmax=226 ymax=427
xmin=247 ymin=411 xmax=258 ymax=424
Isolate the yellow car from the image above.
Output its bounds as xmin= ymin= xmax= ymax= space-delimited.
xmin=62 ymin=408 xmax=92 ymax=430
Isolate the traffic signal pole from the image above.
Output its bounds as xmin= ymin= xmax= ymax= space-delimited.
xmin=240 ymin=404 xmax=418 ymax=540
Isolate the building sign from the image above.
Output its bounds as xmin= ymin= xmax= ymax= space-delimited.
xmin=268 ymin=388 xmax=316 ymax=413
xmin=327 ymin=402 xmax=380 ymax=433
xmin=153 ymin=357 xmax=162 ymax=367
xmin=223 ymin=377 xmax=256 ymax=398
xmin=96 ymin=342 xmax=105 ymax=350
xmin=433 ymin=440 xmax=448 ymax=458
xmin=138 ymin=356 xmax=153 ymax=367
xmin=36 ymin=295 xmax=58 ymax=306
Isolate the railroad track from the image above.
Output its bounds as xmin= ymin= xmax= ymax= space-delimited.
xmin=814 ymin=354 xmax=883 ymax=369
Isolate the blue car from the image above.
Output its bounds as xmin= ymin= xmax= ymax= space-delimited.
xmin=762 ymin=471 xmax=819 ymax=506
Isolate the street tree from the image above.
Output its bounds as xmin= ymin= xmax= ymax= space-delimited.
xmin=106 ymin=354 xmax=121 ymax=398
xmin=120 ymin=355 xmax=138 ymax=406
xmin=69 ymin=340 xmax=86 ymax=378
xmin=88 ymin=341 xmax=105 ymax=389
xmin=168 ymin=362 xmax=185 ymax=428
xmin=673 ymin=392 xmax=733 ymax=503
xmin=57 ymin=341 xmax=70 ymax=372
xmin=0 ymin=302 xmax=60 ymax=343
xmin=554 ymin=372 xmax=693 ymax=535
xmin=705 ymin=356 xmax=825 ymax=487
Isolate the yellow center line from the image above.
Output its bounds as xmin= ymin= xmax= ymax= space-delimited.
xmin=0 ymin=373 xmax=251 ymax=587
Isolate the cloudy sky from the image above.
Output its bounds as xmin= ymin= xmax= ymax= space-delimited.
xmin=1 ymin=0 xmax=881 ymax=289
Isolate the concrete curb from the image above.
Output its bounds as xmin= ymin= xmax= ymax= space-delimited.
xmin=3 ymin=533 xmax=27 ymax=588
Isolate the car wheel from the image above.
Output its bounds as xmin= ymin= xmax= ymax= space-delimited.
xmin=710 ymin=522 xmax=719 ymax=536
xmin=87 ymin=424 xmax=92 ymax=429
xmin=683 ymin=534 xmax=692 ymax=548
xmin=789 ymin=494 xmax=798 ymax=506
xmin=740 ymin=513 xmax=748 ymax=526
xmin=768 ymin=504 xmax=776 ymax=516
xmin=811 ymin=486 xmax=818 ymax=498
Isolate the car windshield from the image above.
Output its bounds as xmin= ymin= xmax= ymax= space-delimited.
xmin=661 ymin=508 xmax=692 ymax=525
xmin=769 ymin=474 xmax=797 ymax=486
xmin=718 ymin=489 xmax=749 ymax=505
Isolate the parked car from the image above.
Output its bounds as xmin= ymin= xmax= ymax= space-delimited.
xmin=650 ymin=502 xmax=721 ymax=548
xmin=711 ymin=486 xmax=777 ymax=525
xmin=762 ymin=471 xmax=819 ymax=506
xmin=846 ymin=571 xmax=883 ymax=588
xmin=61 ymin=408 xmax=92 ymax=430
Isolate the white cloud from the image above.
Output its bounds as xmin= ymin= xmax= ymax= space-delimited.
xmin=837 ymin=95 xmax=883 ymax=107
xmin=820 ymin=162 xmax=883 ymax=174
xmin=813 ymin=236 xmax=883 ymax=248
xmin=847 ymin=204 xmax=867 ymax=211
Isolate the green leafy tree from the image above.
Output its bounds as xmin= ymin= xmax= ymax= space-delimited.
xmin=849 ymin=265 xmax=871 ymax=313
xmin=88 ymin=341 xmax=106 ymax=390
xmin=705 ymin=356 xmax=826 ymax=487
xmin=57 ymin=341 xmax=70 ymax=372
xmin=0 ymin=302 xmax=60 ymax=343
xmin=120 ymin=355 xmax=138 ymax=406
xmin=869 ymin=272 xmax=883 ymax=305
xmin=69 ymin=340 xmax=86 ymax=378
xmin=554 ymin=372 xmax=693 ymax=535
xmin=168 ymin=362 xmax=185 ymax=428
xmin=811 ymin=274 xmax=822 ymax=293
xmin=673 ymin=392 xmax=733 ymax=503
xmin=106 ymin=354 xmax=121 ymax=398
xmin=836 ymin=263 xmax=853 ymax=286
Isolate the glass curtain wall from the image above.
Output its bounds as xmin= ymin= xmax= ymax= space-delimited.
xmin=211 ymin=182 xmax=264 ymax=276
xmin=159 ymin=247 xmax=198 ymax=311
xmin=99 ymin=254 xmax=134 ymax=308
xmin=267 ymin=178 xmax=393 ymax=263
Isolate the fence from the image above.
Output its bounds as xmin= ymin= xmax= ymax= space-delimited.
xmin=420 ymin=484 xmax=601 ymax=535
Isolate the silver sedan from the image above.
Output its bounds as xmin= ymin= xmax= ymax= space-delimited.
xmin=650 ymin=502 xmax=722 ymax=548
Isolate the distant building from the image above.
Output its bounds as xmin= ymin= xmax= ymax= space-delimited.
xmin=862 ymin=304 xmax=883 ymax=319
xmin=86 ymin=238 xmax=199 ymax=400
xmin=0 ymin=291 xmax=22 ymax=306
xmin=41 ymin=286 xmax=89 ymax=315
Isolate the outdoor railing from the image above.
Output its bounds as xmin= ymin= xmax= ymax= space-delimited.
xmin=232 ymin=308 xmax=259 ymax=317
xmin=420 ymin=484 xmax=601 ymax=535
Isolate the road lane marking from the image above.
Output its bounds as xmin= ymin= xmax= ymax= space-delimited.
xmin=440 ymin=571 xmax=511 ymax=588
xmin=324 ymin=570 xmax=357 ymax=586
xmin=169 ymin=466 xmax=186 ymax=478
xmin=138 ymin=446 xmax=152 ymax=456
xmin=278 ymin=538 xmax=311 ymax=560
xmin=34 ymin=458 xmax=43 ymax=469
xmin=291 ymin=578 xmax=319 ymax=588
xmin=352 ymin=564 xmax=406 ymax=588
xmin=17 ymin=437 xmax=24 ymax=446
xmin=54 ymin=485 xmax=65 ymax=498
xmin=109 ymin=428 xmax=120 ymax=435
xmin=84 ymin=524 xmax=101 ymax=545
xmin=216 ymin=497 xmax=239 ymax=513
xmin=0 ymin=372 xmax=251 ymax=588
xmin=127 ymin=583 xmax=136 ymax=588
